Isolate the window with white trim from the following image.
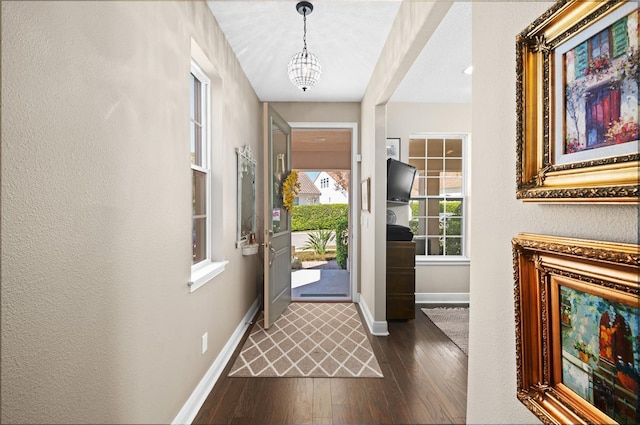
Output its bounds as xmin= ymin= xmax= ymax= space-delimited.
xmin=190 ymin=61 xmax=210 ymax=268
xmin=408 ymin=135 xmax=467 ymax=258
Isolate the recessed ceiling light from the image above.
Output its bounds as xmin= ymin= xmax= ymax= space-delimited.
xmin=463 ymin=65 xmax=473 ymax=75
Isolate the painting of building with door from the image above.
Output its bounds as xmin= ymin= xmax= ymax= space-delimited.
xmin=560 ymin=285 xmax=640 ymax=423
xmin=563 ymin=8 xmax=638 ymax=155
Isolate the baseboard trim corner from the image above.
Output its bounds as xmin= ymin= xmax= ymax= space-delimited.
xmin=172 ymin=298 xmax=259 ymax=425
xmin=415 ymin=292 xmax=470 ymax=305
xmin=357 ymin=297 xmax=388 ymax=336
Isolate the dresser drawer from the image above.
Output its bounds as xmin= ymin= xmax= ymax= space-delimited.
xmin=386 ymin=241 xmax=415 ymax=268
xmin=387 ymin=294 xmax=415 ymax=320
xmin=386 ymin=269 xmax=415 ymax=294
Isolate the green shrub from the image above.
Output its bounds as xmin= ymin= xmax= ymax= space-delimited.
xmin=335 ymin=215 xmax=348 ymax=269
xmin=291 ymin=204 xmax=348 ymax=231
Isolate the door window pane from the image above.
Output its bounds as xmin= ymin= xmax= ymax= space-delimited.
xmin=271 ymin=122 xmax=289 ymax=234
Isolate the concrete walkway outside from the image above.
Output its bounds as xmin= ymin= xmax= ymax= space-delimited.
xmin=292 ymin=260 xmax=350 ymax=301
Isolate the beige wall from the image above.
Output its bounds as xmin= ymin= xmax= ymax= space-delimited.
xmin=271 ymin=102 xmax=360 ymax=123
xmin=387 ymin=102 xmax=471 ymax=296
xmin=360 ymin=1 xmax=454 ymax=324
xmin=467 ymin=2 xmax=639 ymax=423
xmin=4 ymin=2 xmax=638 ymax=424
xmin=1 ymin=2 xmax=261 ymax=423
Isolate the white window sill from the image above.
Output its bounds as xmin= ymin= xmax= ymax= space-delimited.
xmin=189 ymin=260 xmax=229 ymax=293
xmin=416 ymin=256 xmax=470 ymax=266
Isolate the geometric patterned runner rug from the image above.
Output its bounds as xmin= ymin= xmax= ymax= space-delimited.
xmin=421 ymin=307 xmax=469 ymax=356
xmin=228 ymin=303 xmax=383 ymax=378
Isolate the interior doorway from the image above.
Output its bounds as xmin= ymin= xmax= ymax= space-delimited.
xmin=289 ymin=123 xmax=359 ymax=302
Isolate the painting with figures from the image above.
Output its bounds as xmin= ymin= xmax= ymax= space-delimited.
xmin=560 ymin=285 xmax=640 ymax=423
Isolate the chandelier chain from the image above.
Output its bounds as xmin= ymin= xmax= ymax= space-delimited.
xmin=302 ymin=7 xmax=307 ymax=54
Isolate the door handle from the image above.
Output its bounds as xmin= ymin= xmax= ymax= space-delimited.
xmin=268 ymin=243 xmax=276 ymax=267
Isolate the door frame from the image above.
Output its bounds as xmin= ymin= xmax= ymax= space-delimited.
xmin=290 ymin=121 xmax=359 ymax=303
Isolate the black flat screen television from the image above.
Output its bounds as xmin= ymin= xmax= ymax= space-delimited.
xmin=387 ymin=158 xmax=417 ymax=204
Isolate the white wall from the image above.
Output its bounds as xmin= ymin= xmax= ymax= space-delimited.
xmin=467 ymin=2 xmax=639 ymax=424
xmin=1 ymin=2 xmax=261 ymax=423
xmin=387 ymin=102 xmax=471 ymax=297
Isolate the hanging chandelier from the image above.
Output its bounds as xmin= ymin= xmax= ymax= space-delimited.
xmin=288 ymin=1 xmax=322 ymax=91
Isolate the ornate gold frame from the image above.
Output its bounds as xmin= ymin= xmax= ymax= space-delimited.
xmin=516 ymin=0 xmax=639 ymax=202
xmin=512 ymin=233 xmax=639 ymax=424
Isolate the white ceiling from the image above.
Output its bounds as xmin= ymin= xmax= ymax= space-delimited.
xmin=207 ymin=1 xmax=471 ymax=103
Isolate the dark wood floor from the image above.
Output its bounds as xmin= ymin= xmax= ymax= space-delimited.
xmin=193 ymin=303 xmax=468 ymax=425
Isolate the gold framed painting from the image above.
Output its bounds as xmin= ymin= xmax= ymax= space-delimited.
xmin=512 ymin=233 xmax=640 ymax=424
xmin=516 ymin=0 xmax=639 ymax=202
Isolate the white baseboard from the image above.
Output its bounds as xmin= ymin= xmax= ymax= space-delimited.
xmin=172 ymin=298 xmax=260 ymax=425
xmin=351 ymin=291 xmax=360 ymax=303
xmin=415 ymin=292 xmax=470 ymax=304
xmin=357 ymin=296 xmax=388 ymax=336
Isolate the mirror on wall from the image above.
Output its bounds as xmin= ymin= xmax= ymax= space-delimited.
xmin=237 ymin=145 xmax=257 ymax=247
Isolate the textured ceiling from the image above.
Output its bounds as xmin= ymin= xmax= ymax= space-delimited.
xmin=207 ymin=1 xmax=471 ymax=103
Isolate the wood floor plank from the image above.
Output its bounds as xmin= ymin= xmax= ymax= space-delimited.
xmin=231 ymin=378 xmax=265 ymax=424
xmin=328 ymin=378 xmax=349 ymax=405
xmin=388 ymin=310 xmax=468 ymax=424
xmin=312 ymin=378 xmax=332 ymax=419
xmin=288 ymin=378 xmax=314 ymax=425
xmin=329 ymin=403 xmax=357 ymax=425
xmin=362 ymin=378 xmax=394 ymax=424
xmin=364 ymin=334 xmax=414 ymax=425
xmin=374 ymin=332 xmax=432 ymax=423
xmin=195 ymin=304 xmax=468 ymax=425
xmin=193 ymin=377 xmax=247 ymax=424
xmin=264 ymin=378 xmax=297 ymax=425
xmin=344 ymin=378 xmax=374 ymax=425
